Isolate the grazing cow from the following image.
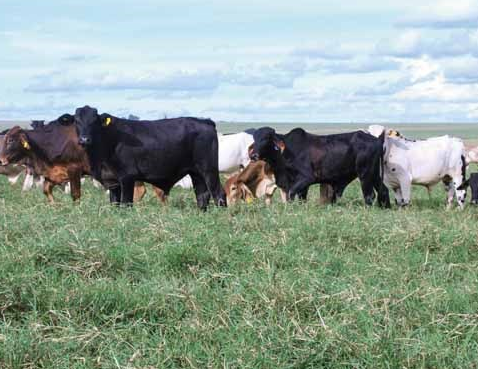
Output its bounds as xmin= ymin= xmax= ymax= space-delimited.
xmin=459 ymin=173 xmax=478 ymax=205
xmin=176 ymin=131 xmax=254 ymax=189
xmin=74 ymin=105 xmax=226 ymax=209
xmin=224 ymin=160 xmax=286 ymax=205
xmin=250 ymin=127 xmax=390 ymax=207
xmin=369 ymin=128 xmax=467 ymax=209
xmin=0 ymin=114 xmax=90 ymax=202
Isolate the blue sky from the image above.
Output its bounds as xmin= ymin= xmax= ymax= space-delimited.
xmin=1 ymin=0 xmax=478 ymax=122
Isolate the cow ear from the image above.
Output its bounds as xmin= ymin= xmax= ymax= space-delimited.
xmin=100 ymin=114 xmax=114 ymax=127
xmin=59 ymin=114 xmax=74 ymax=125
xmin=240 ymin=183 xmax=254 ymax=204
xmin=19 ymin=132 xmax=30 ymax=150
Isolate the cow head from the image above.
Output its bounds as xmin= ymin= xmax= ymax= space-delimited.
xmin=225 ymin=176 xmax=254 ymax=205
xmin=74 ymin=106 xmax=115 ymax=146
xmin=250 ymin=127 xmax=285 ymax=162
xmin=74 ymin=106 xmax=100 ymax=146
xmin=0 ymin=127 xmax=31 ymax=165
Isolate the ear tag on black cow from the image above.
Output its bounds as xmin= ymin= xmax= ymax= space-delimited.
xmin=22 ymin=139 xmax=30 ymax=150
xmin=104 ymin=117 xmax=112 ymax=127
xmin=274 ymin=144 xmax=279 ymax=151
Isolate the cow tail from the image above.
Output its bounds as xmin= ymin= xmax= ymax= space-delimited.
xmin=461 ymin=154 xmax=467 ymax=184
xmin=378 ymin=131 xmax=386 ymax=186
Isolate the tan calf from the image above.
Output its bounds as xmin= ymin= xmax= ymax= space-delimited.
xmin=224 ymin=160 xmax=286 ymax=205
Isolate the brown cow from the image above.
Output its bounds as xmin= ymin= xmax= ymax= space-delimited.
xmin=0 ymin=134 xmax=25 ymax=184
xmin=0 ymin=116 xmax=90 ymax=202
xmin=0 ymin=118 xmax=168 ymax=204
xmin=224 ymin=160 xmax=286 ymax=205
xmin=133 ymin=182 xmax=167 ymax=203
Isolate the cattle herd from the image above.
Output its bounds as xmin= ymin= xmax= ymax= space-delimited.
xmin=0 ymin=105 xmax=477 ymax=209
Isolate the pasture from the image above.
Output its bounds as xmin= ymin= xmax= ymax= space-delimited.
xmin=1 ymin=123 xmax=478 ymax=368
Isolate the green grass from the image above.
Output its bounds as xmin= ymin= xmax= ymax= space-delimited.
xmin=1 ymin=176 xmax=478 ymax=368
xmin=1 ymin=123 xmax=478 ymax=368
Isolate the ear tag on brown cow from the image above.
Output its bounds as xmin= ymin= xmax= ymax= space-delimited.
xmin=246 ymin=197 xmax=253 ymax=204
xmin=22 ymin=139 xmax=30 ymax=150
xmin=104 ymin=117 xmax=112 ymax=126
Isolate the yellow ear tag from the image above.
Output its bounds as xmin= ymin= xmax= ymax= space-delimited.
xmin=22 ymin=140 xmax=30 ymax=150
xmin=105 ymin=117 xmax=112 ymax=126
xmin=246 ymin=197 xmax=253 ymax=204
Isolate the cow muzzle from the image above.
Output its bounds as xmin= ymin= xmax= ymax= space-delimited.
xmin=78 ymin=136 xmax=92 ymax=146
xmin=0 ymin=157 xmax=9 ymax=166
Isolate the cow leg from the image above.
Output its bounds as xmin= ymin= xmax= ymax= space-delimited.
xmin=133 ymin=181 xmax=147 ymax=202
xmin=359 ymin=179 xmax=375 ymax=206
xmin=152 ymin=186 xmax=167 ymax=204
xmin=279 ymin=188 xmax=288 ymax=203
xmin=426 ymin=186 xmax=433 ymax=200
xmin=67 ymin=170 xmax=82 ymax=202
xmin=64 ymin=182 xmax=71 ymax=195
xmin=445 ymin=183 xmax=455 ymax=210
xmin=8 ymin=172 xmax=22 ymax=185
xmin=35 ymin=175 xmax=45 ymax=189
xmin=22 ymin=172 xmax=34 ymax=191
xmin=199 ymin=171 xmax=226 ymax=207
xmin=288 ymin=178 xmax=314 ymax=201
xmin=43 ymin=180 xmax=55 ymax=203
xmin=119 ymin=177 xmax=135 ymax=205
xmin=319 ymin=184 xmax=334 ymax=205
xmin=297 ymin=187 xmax=309 ymax=201
xmin=109 ymin=186 xmax=121 ymax=205
xmin=372 ymin=178 xmax=391 ymax=209
xmin=190 ymin=173 xmax=211 ymax=210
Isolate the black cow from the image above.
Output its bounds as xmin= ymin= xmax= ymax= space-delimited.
xmin=73 ymin=105 xmax=226 ymax=209
xmin=459 ymin=173 xmax=478 ymax=205
xmin=31 ymin=120 xmax=45 ymax=130
xmin=250 ymin=127 xmax=390 ymax=207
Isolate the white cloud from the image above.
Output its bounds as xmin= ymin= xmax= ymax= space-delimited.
xmin=376 ymin=30 xmax=478 ymax=58
xmin=397 ymin=0 xmax=478 ymax=28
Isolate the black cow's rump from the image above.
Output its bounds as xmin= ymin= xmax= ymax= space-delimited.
xmin=250 ymin=127 xmax=390 ymax=207
xmin=74 ymin=105 xmax=226 ymax=209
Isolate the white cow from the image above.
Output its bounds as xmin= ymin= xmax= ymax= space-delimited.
xmin=369 ymin=127 xmax=467 ymax=209
xmin=175 ymin=131 xmax=254 ymax=189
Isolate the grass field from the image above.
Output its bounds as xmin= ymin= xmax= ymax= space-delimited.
xmin=1 ymin=123 xmax=478 ymax=368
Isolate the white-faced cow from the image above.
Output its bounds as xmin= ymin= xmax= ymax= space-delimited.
xmin=224 ymin=160 xmax=286 ymax=205
xmin=250 ymin=127 xmax=390 ymax=207
xmin=368 ymin=127 xmax=467 ymax=209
